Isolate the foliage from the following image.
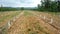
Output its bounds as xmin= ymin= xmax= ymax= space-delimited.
xmin=38 ymin=0 xmax=60 ymax=12
xmin=0 ymin=7 xmax=19 ymax=11
xmin=21 ymin=7 xmax=24 ymax=11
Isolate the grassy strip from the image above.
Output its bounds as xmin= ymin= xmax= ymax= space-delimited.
xmin=24 ymin=11 xmax=33 ymax=16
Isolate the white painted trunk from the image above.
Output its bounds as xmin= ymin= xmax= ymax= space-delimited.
xmin=8 ymin=21 xmax=11 ymax=28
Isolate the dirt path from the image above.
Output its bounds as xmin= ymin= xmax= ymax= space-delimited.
xmin=7 ymin=11 xmax=60 ymax=34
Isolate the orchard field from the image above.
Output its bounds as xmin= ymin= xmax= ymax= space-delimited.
xmin=0 ymin=10 xmax=60 ymax=34
xmin=0 ymin=11 xmax=21 ymax=27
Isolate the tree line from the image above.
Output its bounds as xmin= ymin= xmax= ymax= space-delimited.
xmin=38 ymin=0 xmax=60 ymax=12
xmin=0 ymin=7 xmax=19 ymax=11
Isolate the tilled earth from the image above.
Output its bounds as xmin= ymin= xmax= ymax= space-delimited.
xmin=7 ymin=11 xmax=60 ymax=34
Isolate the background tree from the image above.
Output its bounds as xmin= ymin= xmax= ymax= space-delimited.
xmin=21 ymin=7 xmax=24 ymax=11
xmin=37 ymin=0 xmax=60 ymax=12
xmin=37 ymin=4 xmax=41 ymax=11
xmin=57 ymin=0 xmax=60 ymax=11
xmin=39 ymin=0 xmax=51 ymax=11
